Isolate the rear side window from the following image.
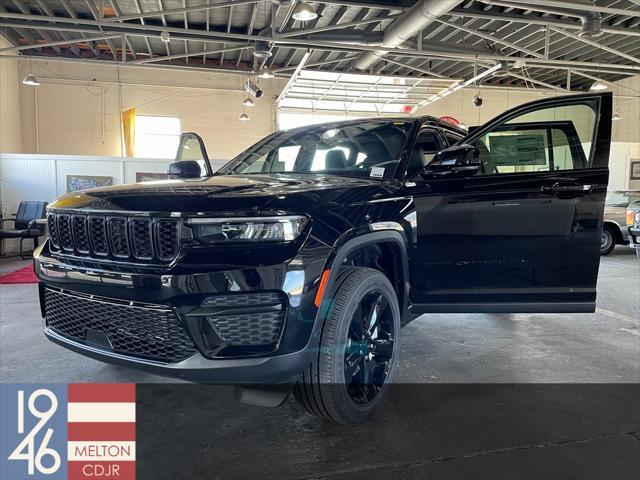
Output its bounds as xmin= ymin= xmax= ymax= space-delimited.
xmin=471 ymin=101 xmax=598 ymax=175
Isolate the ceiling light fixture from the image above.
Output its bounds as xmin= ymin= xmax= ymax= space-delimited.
xmin=589 ymin=80 xmax=608 ymax=91
xmin=253 ymin=41 xmax=272 ymax=59
xmin=242 ymin=97 xmax=255 ymax=107
xmin=292 ymin=2 xmax=317 ymax=21
xmin=22 ymin=73 xmax=40 ymax=86
xmin=613 ymin=111 xmax=622 ymax=121
xmin=22 ymin=52 xmax=39 ymax=86
xmin=239 ymin=113 xmax=250 ymax=121
xmin=160 ymin=31 xmax=171 ymax=43
xmin=257 ymin=67 xmax=275 ymax=79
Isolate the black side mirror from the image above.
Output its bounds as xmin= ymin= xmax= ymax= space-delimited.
xmin=424 ymin=144 xmax=481 ymax=178
xmin=168 ymin=160 xmax=202 ymax=179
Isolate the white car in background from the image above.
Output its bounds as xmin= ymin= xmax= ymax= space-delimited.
xmin=602 ymin=190 xmax=640 ymax=255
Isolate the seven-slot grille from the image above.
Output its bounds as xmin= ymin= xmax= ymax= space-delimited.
xmin=44 ymin=287 xmax=197 ymax=363
xmin=47 ymin=211 xmax=179 ymax=263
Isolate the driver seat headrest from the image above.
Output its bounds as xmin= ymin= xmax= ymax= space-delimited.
xmin=325 ymin=149 xmax=347 ymax=169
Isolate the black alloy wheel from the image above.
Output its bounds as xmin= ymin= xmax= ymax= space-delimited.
xmin=344 ymin=290 xmax=395 ymax=405
xmin=294 ymin=267 xmax=401 ymax=424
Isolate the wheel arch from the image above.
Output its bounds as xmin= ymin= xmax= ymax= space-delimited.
xmin=320 ymin=226 xmax=411 ymax=325
xmin=603 ymin=220 xmax=625 ymax=245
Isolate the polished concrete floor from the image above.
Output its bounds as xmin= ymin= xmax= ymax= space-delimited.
xmin=1 ymin=248 xmax=638 ymax=479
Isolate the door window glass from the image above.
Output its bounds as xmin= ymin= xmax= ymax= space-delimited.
xmin=176 ymin=133 xmax=210 ymax=176
xmin=472 ymin=101 xmax=597 ymax=175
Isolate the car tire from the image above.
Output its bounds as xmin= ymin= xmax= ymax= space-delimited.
xmin=293 ymin=267 xmax=401 ymax=425
xmin=600 ymin=225 xmax=616 ymax=256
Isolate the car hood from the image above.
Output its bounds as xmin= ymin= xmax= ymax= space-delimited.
xmin=48 ymin=173 xmax=399 ymax=214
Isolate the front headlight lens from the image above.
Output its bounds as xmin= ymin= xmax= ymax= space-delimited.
xmin=186 ymin=216 xmax=308 ymax=243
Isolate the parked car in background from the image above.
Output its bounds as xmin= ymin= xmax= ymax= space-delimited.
xmin=625 ymin=200 xmax=640 ymax=259
xmin=602 ymin=190 xmax=640 ymax=255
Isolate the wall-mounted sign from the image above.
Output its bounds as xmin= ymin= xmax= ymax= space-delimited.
xmin=630 ymin=160 xmax=640 ymax=180
xmin=66 ymin=175 xmax=113 ymax=193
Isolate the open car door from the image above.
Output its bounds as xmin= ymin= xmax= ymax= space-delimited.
xmin=407 ymin=92 xmax=613 ymax=313
xmin=174 ymin=132 xmax=214 ymax=177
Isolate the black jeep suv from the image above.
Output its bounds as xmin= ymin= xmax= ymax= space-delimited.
xmin=36 ymin=93 xmax=612 ymax=424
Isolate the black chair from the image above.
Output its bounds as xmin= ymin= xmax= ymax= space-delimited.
xmin=0 ymin=201 xmax=48 ymax=259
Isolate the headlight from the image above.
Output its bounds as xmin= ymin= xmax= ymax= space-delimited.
xmin=186 ymin=216 xmax=308 ymax=244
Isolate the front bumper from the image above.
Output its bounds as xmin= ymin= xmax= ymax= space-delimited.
xmin=35 ymin=245 xmax=328 ymax=384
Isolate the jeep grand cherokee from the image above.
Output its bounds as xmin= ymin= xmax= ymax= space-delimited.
xmin=36 ymin=93 xmax=612 ymax=424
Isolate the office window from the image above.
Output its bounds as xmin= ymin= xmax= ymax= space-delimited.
xmin=134 ymin=116 xmax=181 ymax=158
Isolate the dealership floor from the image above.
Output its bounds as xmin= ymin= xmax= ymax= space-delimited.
xmin=1 ymin=249 xmax=638 ymax=479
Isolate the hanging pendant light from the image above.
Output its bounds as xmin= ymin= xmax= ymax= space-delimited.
xmin=292 ymin=2 xmax=317 ymax=21
xmin=22 ymin=73 xmax=40 ymax=86
xmin=613 ymin=111 xmax=622 ymax=121
xmin=589 ymin=79 xmax=608 ymax=91
xmin=257 ymin=67 xmax=275 ymax=79
xmin=22 ymin=52 xmax=39 ymax=86
xmin=242 ymin=97 xmax=255 ymax=107
xmin=239 ymin=113 xmax=250 ymax=121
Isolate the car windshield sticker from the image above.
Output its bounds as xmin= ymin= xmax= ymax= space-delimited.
xmin=370 ymin=167 xmax=385 ymax=178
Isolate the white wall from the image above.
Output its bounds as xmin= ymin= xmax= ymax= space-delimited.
xmin=0 ymin=34 xmax=21 ymax=153
xmin=18 ymin=60 xmax=284 ymax=161
xmin=0 ymin=153 xmax=213 ymax=253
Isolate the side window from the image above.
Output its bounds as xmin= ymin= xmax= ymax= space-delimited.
xmin=472 ymin=101 xmax=597 ymax=175
xmin=407 ymin=130 xmax=443 ymax=177
xmin=176 ymin=133 xmax=209 ymax=176
xmin=445 ymin=132 xmax=462 ymax=147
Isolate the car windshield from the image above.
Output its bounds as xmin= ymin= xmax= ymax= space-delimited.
xmin=217 ymin=120 xmax=415 ymax=180
xmin=606 ymin=191 xmax=640 ymax=206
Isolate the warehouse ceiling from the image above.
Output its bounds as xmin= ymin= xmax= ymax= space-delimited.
xmin=0 ymin=0 xmax=639 ymax=92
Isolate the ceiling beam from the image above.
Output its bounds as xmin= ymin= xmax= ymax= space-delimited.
xmin=132 ymin=44 xmax=251 ymax=64
xmin=446 ymin=9 xmax=640 ymax=37
xmin=2 ymin=13 xmax=639 ymax=74
xmin=277 ymin=50 xmax=311 ymax=106
xmin=102 ymin=0 xmax=259 ymax=23
xmin=0 ymin=34 xmax=121 ymax=53
xmin=481 ymin=0 xmax=640 ymax=18
xmin=549 ymin=26 xmax=640 ymax=65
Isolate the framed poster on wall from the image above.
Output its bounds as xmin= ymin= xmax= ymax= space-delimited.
xmin=630 ymin=160 xmax=640 ymax=180
xmin=66 ymin=175 xmax=113 ymax=193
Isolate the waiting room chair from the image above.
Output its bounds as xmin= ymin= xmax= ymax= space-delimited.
xmin=0 ymin=201 xmax=48 ymax=259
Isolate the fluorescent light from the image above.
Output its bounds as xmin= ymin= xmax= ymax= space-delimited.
xmin=239 ymin=113 xmax=250 ymax=121
xmin=242 ymin=97 xmax=255 ymax=107
xmin=589 ymin=80 xmax=608 ymax=91
xmin=292 ymin=2 xmax=317 ymax=21
xmin=22 ymin=73 xmax=40 ymax=86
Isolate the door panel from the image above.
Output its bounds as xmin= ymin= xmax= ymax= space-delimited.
xmin=408 ymin=93 xmax=612 ymax=313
